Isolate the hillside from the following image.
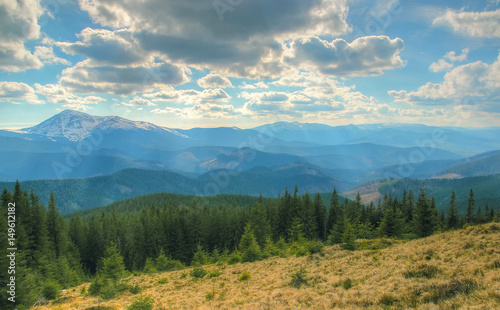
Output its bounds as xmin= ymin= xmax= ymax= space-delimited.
xmin=34 ymin=223 xmax=500 ymax=309
xmin=343 ymin=174 xmax=500 ymax=213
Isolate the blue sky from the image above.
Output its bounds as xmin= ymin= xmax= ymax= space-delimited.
xmin=0 ymin=0 xmax=499 ymax=129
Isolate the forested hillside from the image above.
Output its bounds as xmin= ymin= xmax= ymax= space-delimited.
xmin=1 ymin=183 xmax=498 ymax=309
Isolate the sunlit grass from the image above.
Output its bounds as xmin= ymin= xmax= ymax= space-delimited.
xmin=35 ymin=223 xmax=500 ymax=309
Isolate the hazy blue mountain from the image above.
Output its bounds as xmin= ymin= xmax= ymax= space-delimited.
xmin=0 ymin=167 xmax=348 ymax=214
xmin=254 ymin=121 xmax=500 ymax=155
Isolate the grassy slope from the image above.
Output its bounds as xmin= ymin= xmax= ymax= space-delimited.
xmin=35 ymin=223 xmax=500 ymax=310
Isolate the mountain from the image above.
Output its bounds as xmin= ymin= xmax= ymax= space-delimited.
xmin=253 ymin=121 xmax=500 ymax=155
xmin=0 ymin=166 xmax=348 ymax=214
xmin=344 ymin=174 xmax=500 ymax=213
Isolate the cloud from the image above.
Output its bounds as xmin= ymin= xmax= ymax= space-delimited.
xmin=429 ymin=48 xmax=469 ymax=72
xmin=57 ymin=28 xmax=148 ymax=66
xmin=197 ymin=73 xmax=233 ymax=88
xmin=0 ymin=82 xmax=43 ymax=104
xmin=151 ymin=103 xmax=238 ymax=119
xmin=59 ymin=60 xmax=190 ymax=95
xmin=121 ymin=96 xmax=155 ymax=106
xmin=239 ymin=81 xmax=269 ymax=89
xmin=34 ymin=83 xmax=104 ymax=110
xmin=389 ymin=53 xmax=500 ymax=111
xmin=144 ymin=88 xmax=231 ymax=105
xmin=0 ymin=0 xmax=44 ymax=72
xmin=284 ymin=36 xmax=405 ymax=76
xmin=433 ymin=9 xmax=500 ymax=38
xmin=33 ymin=46 xmax=71 ymax=65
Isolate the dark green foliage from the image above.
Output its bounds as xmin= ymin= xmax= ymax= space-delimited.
xmin=467 ymin=189 xmax=475 ymax=224
xmin=239 ymin=224 xmax=261 ymax=262
xmin=448 ymin=191 xmax=459 ymax=229
xmin=129 ymin=283 xmax=142 ymax=294
xmin=190 ymin=266 xmax=207 ymax=278
xmin=413 ymin=185 xmax=436 ymax=237
xmin=41 ymin=280 xmax=61 ymax=300
xmin=341 ymin=278 xmax=353 ymax=290
xmin=341 ymin=222 xmax=356 ymax=250
xmin=290 ymin=267 xmax=308 ymax=288
xmin=239 ymin=270 xmax=251 ymax=281
xmin=127 ymin=296 xmax=153 ymax=310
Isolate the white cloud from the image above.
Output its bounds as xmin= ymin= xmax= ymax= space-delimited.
xmin=59 ymin=59 xmax=190 ymax=95
xmin=197 ymin=73 xmax=233 ymax=88
xmin=0 ymin=0 xmax=44 ymax=72
xmin=121 ymin=96 xmax=156 ymax=106
xmin=57 ymin=28 xmax=148 ymax=66
xmin=0 ymin=82 xmax=43 ymax=104
xmin=284 ymin=36 xmax=405 ymax=76
xmin=151 ymin=103 xmax=238 ymax=119
xmin=433 ymin=9 xmax=500 ymax=38
xmin=239 ymin=81 xmax=269 ymax=89
xmin=390 ymin=53 xmax=500 ymax=111
xmin=33 ymin=46 xmax=71 ymax=66
xmin=34 ymin=83 xmax=104 ymax=110
xmin=429 ymin=59 xmax=453 ymax=72
xmin=144 ymin=88 xmax=231 ymax=105
xmin=429 ymin=48 xmax=469 ymax=72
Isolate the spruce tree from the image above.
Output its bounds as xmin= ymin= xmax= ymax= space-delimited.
xmin=413 ymin=185 xmax=436 ymax=237
xmin=300 ymin=193 xmax=317 ymax=240
xmin=341 ymin=222 xmax=356 ymax=250
xmin=238 ymin=224 xmax=261 ymax=262
xmin=466 ymin=189 xmax=475 ymax=224
xmin=447 ymin=191 xmax=459 ymax=229
xmin=313 ymin=193 xmax=327 ymax=241
xmin=327 ymin=189 xmax=339 ymax=232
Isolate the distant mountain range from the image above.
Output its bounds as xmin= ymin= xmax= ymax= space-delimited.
xmin=0 ymin=109 xmax=499 ymax=212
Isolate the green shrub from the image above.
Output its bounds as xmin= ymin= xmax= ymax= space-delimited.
xmin=129 ymin=283 xmax=142 ymax=294
xmin=41 ymin=280 xmax=61 ymax=300
xmin=227 ymin=251 xmax=241 ymax=265
xmin=180 ymin=272 xmax=187 ymax=279
xmin=127 ymin=296 xmax=153 ymax=310
xmin=157 ymin=277 xmax=169 ymax=284
xmin=190 ymin=266 xmax=207 ymax=279
xmin=306 ymin=240 xmax=324 ymax=254
xmin=239 ymin=270 xmax=251 ymax=281
xmin=379 ymin=293 xmax=398 ymax=306
xmin=208 ymin=270 xmax=221 ymax=278
xmin=205 ymin=291 xmax=215 ymax=301
xmin=341 ymin=278 xmax=353 ymax=290
xmin=143 ymin=258 xmax=157 ymax=274
xmin=290 ymin=267 xmax=308 ymax=288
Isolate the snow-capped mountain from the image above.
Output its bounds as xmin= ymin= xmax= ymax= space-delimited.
xmin=21 ymin=109 xmax=187 ymax=142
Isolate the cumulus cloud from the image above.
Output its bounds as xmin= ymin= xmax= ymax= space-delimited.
xmin=239 ymin=81 xmax=269 ymax=89
xmin=284 ymin=36 xmax=405 ymax=76
xmin=151 ymin=103 xmax=238 ymax=119
xmin=389 ymin=53 xmax=500 ymax=111
xmin=121 ymin=96 xmax=155 ymax=106
xmin=59 ymin=60 xmax=190 ymax=95
xmin=33 ymin=46 xmax=71 ymax=65
xmin=429 ymin=48 xmax=468 ymax=72
xmin=34 ymin=83 xmax=104 ymax=110
xmin=57 ymin=28 xmax=148 ymax=66
xmin=144 ymin=88 xmax=231 ymax=105
xmin=433 ymin=9 xmax=500 ymax=37
xmin=0 ymin=82 xmax=43 ymax=104
xmin=197 ymin=73 xmax=233 ymax=88
xmin=0 ymin=0 xmax=44 ymax=71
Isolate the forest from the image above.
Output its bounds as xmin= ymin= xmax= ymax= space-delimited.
xmin=0 ymin=182 xmax=498 ymax=309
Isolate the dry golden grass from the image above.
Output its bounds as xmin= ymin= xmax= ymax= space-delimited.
xmin=35 ymin=223 xmax=500 ymax=310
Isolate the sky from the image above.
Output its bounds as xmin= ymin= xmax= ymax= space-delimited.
xmin=0 ymin=0 xmax=499 ymax=129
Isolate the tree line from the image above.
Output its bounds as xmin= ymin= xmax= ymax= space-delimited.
xmin=0 ymin=182 xmax=497 ymax=308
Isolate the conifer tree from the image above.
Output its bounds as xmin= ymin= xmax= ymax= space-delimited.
xmin=378 ymin=205 xmax=404 ymax=238
xmin=288 ymin=217 xmax=305 ymax=242
xmin=447 ymin=191 xmax=459 ymax=229
xmin=327 ymin=189 xmax=339 ymax=232
xmin=239 ymin=224 xmax=261 ymax=262
xmin=413 ymin=185 xmax=436 ymax=237
xmin=313 ymin=193 xmax=327 ymax=241
xmin=248 ymin=202 xmax=271 ymax=248
xmin=466 ymin=189 xmax=475 ymax=224
xmin=341 ymin=222 xmax=356 ymax=250
xmin=300 ymin=193 xmax=317 ymax=240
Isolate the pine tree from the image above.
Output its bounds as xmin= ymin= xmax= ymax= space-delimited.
xmin=100 ymin=244 xmax=127 ymax=283
xmin=378 ymin=205 xmax=404 ymax=238
xmin=313 ymin=193 xmax=327 ymax=241
xmin=413 ymin=185 xmax=436 ymax=237
xmin=341 ymin=222 xmax=356 ymax=250
xmin=327 ymin=189 xmax=339 ymax=232
xmin=447 ymin=191 xmax=459 ymax=229
xmin=239 ymin=224 xmax=261 ymax=262
xmin=288 ymin=217 xmax=305 ymax=242
xmin=300 ymin=193 xmax=317 ymax=240
xmin=248 ymin=202 xmax=271 ymax=248
xmin=466 ymin=189 xmax=475 ymax=224
xmin=47 ymin=193 xmax=66 ymax=257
